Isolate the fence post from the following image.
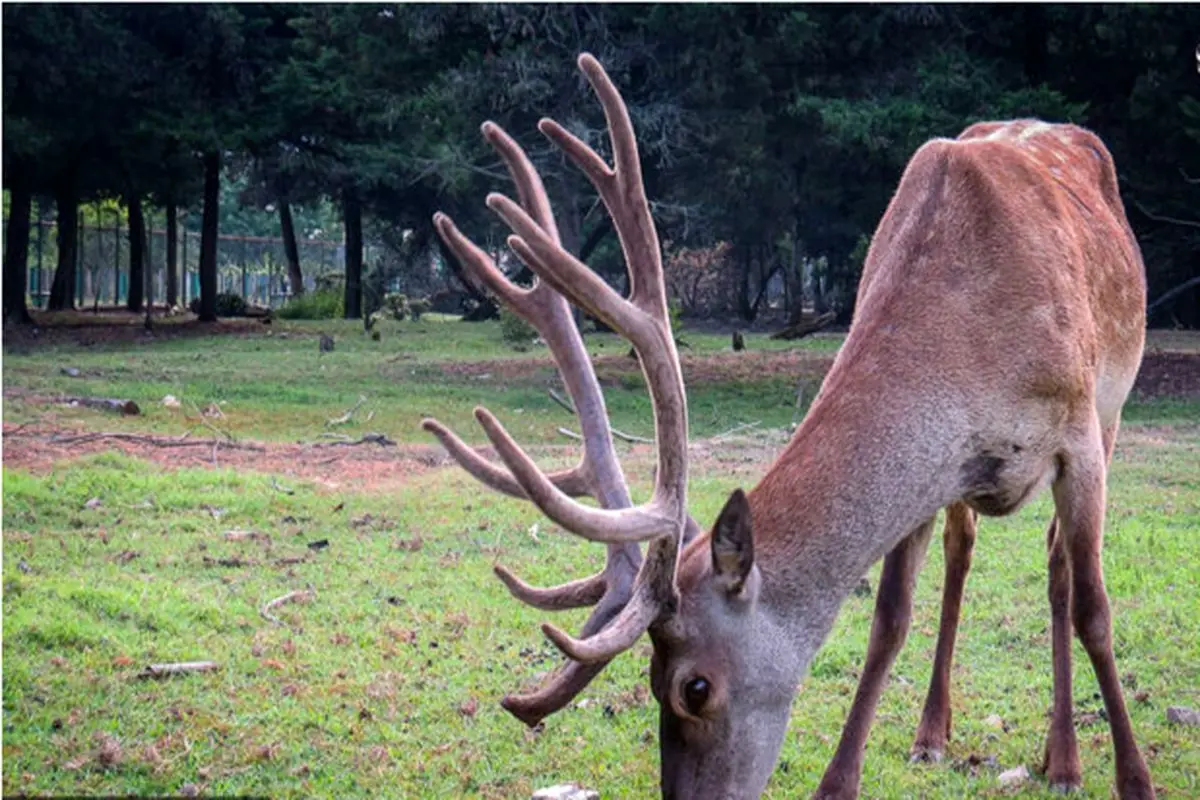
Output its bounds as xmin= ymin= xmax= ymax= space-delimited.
xmin=181 ymin=226 xmax=188 ymax=307
xmin=113 ymin=209 xmax=121 ymax=306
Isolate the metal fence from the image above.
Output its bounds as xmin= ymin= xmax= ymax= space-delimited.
xmin=6 ymin=202 xmax=378 ymax=310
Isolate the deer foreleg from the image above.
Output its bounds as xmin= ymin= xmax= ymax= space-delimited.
xmin=814 ymin=518 xmax=935 ymax=800
xmin=911 ymin=502 xmax=977 ymax=763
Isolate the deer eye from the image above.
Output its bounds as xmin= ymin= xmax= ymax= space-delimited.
xmin=683 ymin=677 xmax=711 ymax=715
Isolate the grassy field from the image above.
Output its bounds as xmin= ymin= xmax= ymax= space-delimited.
xmin=3 ymin=316 xmax=1198 ymax=798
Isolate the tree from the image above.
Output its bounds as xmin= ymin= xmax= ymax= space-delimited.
xmin=126 ymin=196 xmax=146 ymax=311
xmin=3 ymin=175 xmax=33 ymax=323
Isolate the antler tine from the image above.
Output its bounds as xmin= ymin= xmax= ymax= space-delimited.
xmin=468 ymin=54 xmax=688 ymax=663
xmin=421 ymin=418 xmax=590 ymax=499
xmin=493 ymin=564 xmax=606 ymax=611
xmin=540 ymin=52 xmax=666 ymax=316
xmin=542 ymin=533 xmax=679 ymax=663
xmin=426 ymin=53 xmax=690 ymax=725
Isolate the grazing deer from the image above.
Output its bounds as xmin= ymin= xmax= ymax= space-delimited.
xmin=423 ymin=54 xmax=1154 ymax=800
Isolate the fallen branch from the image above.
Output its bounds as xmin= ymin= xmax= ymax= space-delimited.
xmin=548 ymin=388 xmax=576 ymax=415
xmin=710 ymin=421 xmax=763 ymax=442
xmin=203 ymin=556 xmax=256 ymax=568
xmin=769 ymin=311 xmax=837 ymax=341
xmin=326 ymin=395 xmax=367 ymax=427
xmin=137 ymin=661 xmax=220 ymax=679
xmin=314 ymin=432 xmax=396 ymax=448
xmin=48 ymin=431 xmax=264 ymax=452
xmin=260 ymin=588 xmax=316 ymax=628
xmin=58 ymin=396 xmax=140 ymax=415
xmin=558 ymin=426 xmax=653 ymax=445
xmin=270 ymin=477 xmax=295 ymax=495
xmin=274 ymin=555 xmax=309 ymax=566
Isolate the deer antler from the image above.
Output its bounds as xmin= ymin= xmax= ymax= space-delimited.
xmin=423 ymin=53 xmax=689 ymax=724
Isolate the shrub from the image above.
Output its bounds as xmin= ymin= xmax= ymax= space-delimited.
xmin=499 ymin=306 xmax=537 ymax=349
xmin=188 ymin=293 xmax=248 ymax=317
xmin=409 ymin=297 xmax=431 ymax=321
xmin=383 ymin=292 xmax=409 ymax=321
xmin=276 ymin=289 xmax=344 ymax=320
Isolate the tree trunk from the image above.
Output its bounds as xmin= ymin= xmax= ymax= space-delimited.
xmin=578 ymin=217 xmax=612 ymax=263
xmin=3 ymin=179 xmax=33 ymax=324
xmin=736 ymin=245 xmax=754 ymax=321
xmin=48 ymin=183 xmax=79 ymax=311
xmin=198 ymin=151 xmax=221 ymax=322
xmin=127 ymin=196 xmax=146 ymax=312
xmin=165 ymin=203 xmax=179 ymax=307
xmin=278 ymin=198 xmax=304 ymax=296
xmin=342 ymin=187 xmax=363 ymax=319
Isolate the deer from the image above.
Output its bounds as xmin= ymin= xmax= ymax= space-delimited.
xmin=422 ymin=53 xmax=1154 ymax=800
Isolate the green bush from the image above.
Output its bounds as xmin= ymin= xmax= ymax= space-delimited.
xmin=499 ymin=306 xmax=538 ymax=349
xmin=188 ymin=293 xmax=248 ymax=317
xmin=276 ymin=289 xmax=344 ymax=320
xmin=383 ymin=292 xmax=409 ymax=321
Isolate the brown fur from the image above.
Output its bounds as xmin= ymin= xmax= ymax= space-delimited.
xmin=660 ymin=120 xmax=1152 ymax=799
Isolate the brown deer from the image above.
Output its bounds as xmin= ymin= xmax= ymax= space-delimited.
xmin=423 ymin=54 xmax=1154 ymax=800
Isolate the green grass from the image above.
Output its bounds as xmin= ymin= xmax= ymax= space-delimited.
xmin=1 ymin=317 xmax=839 ymax=444
xmin=3 ymin=320 xmax=1199 ymax=798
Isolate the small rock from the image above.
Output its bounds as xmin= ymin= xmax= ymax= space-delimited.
xmin=997 ymin=765 xmax=1029 ymax=788
xmin=84 ymin=497 xmax=103 ymax=510
xmin=983 ymin=713 xmax=1006 ymax=730
xmin=162 ymin=394 xmax=181 ymax=409
xmin=532 ymin=785 xmax=599 ymax=800
xmin=1166 ymin=706 xmax=1200 ymax=726
xmin=179 ymin=783 xmax=200 ymax=798
xmin=61 ymin=367 xmax=81 ymax=377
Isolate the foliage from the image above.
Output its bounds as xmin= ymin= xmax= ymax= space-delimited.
xmin=275 ymin=288 xmax=343 ymax=320
xmin=664 ymin=241 xmax=733 ymax=316
xmin=3 ymin=5 xmax=1197 ymax=325
xmin=383 ymin=292 xmax=409 ymax=321
xmin=188 ymin=292 xmax=247 ymax=318
xmin=498 ymin=306 xmax=538 ymax=350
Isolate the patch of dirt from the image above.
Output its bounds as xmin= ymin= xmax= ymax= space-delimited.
xmin=0 ymin=422 xmax=458 ymax=493
xmin=3 ymin=311 xmax=271 ymax=352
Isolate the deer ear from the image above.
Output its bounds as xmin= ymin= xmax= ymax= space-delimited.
xmin=711 ymin=488 xmax=754 ymax=595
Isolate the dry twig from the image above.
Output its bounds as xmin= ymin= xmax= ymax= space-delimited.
xmin=136 ymin=661 xmax=220 ymax=679
xmin=326 ymin=395 xmax=367 ymax=427
xmin=260 ymin=587 xmax=316 ymax=628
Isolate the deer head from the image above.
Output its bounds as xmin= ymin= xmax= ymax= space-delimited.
xmin=422 ymin=53 xmax=801 ymax=798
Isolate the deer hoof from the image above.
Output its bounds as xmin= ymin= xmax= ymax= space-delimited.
xmin=909 ymin=746 xmax=944 ymax=764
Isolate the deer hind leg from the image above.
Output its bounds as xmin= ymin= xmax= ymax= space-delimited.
xmin=910 ymin=502 xmax=978 ymax=763
xmin=1051 ymin=416 xmax=1154 ymax=799
xmin=813 ymin=518 xmax=936 ymax=800
xmin=1042 ymin=514 xmax=1082 ymax=790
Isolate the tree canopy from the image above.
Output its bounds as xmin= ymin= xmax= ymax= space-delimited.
xmin=4 ymin=4 xmax=1197 ymax=325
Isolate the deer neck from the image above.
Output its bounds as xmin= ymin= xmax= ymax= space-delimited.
xmin=745 ymin=362 xmax=962 ymax=656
